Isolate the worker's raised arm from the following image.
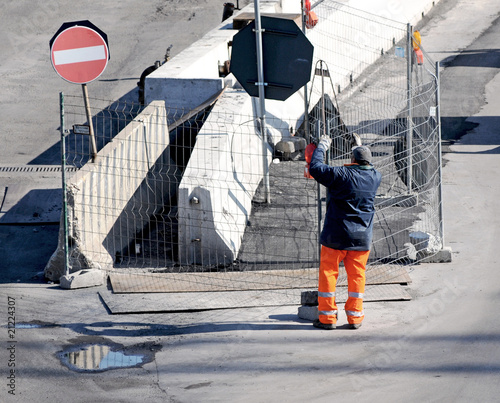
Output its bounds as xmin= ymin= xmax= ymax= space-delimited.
xmin=309 ymin=136 xmax=336 ymax=187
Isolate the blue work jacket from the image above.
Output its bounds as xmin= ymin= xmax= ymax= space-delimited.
xmin=309 ymin=146 xmax=382 ymax=251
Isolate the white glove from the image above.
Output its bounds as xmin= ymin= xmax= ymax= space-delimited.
xmin=352 ymin=132 xmax=362 ymax=147
xmin=317 ymin=135 xmax=332 ymax=152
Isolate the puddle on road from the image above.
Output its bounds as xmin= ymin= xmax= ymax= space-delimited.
xmin=58 ymin=344 xmax=149 ymax=372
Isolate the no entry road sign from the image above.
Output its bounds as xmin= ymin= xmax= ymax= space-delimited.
xmin=50 ymin=21 xmax=109 ymax=84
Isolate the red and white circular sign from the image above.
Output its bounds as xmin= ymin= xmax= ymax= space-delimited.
xmin=50 ymin=25 xmax=109 ymax=84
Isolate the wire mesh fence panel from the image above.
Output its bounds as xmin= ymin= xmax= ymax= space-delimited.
xmin=46 ymin=1 xmax=444 ymax=301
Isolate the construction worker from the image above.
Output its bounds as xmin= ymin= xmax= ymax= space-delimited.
xmin=309 ymin=135 xmax=381 ymax=330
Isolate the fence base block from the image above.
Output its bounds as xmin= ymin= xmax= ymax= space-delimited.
xmin=418 ymin=246 xmax=453 ymax=263
xmin=59 ymin=269 xmax=105 ymax=289
xmin=298 ymin=305 xmax=319 ymax=321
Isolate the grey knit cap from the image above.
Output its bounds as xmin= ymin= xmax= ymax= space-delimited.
xmin=352 ymin=145 xmax=372 ymax=163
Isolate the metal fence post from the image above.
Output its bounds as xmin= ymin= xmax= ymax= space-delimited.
xmin=435 ymin=61 xmax=445 ymax=247
xmin=60 ymin=92 xmax=70 ymax=276
xmin=406 ymin=23 xmax=414 ymax=193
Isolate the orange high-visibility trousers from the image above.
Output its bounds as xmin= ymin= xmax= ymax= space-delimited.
xmin=318 ymin=246 xmax=370 ymax=325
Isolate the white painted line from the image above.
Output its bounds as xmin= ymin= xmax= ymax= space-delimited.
xmin=53 ymin=45 xmax=106 ymax=65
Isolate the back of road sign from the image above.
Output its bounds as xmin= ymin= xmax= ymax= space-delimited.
xmin=230 ymin=16 xmax=314 ymax=101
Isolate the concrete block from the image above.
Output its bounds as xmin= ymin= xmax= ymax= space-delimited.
xmin=275 ymin=136 xmax=306 ymax=155
xmin=298 ymin=305 xmax=318 ymax=321
xmin=410 ymin=231 xmax=440 ymax=252
xmin=409 ymin=231 xmax=451 ymax=263
xmin=59 ymin=269 xmax=105 ymax=289
xmin=301 ymin=290 xmax=318 ymax=306
xmin=419 ymin=246 xmax=453 ymax=263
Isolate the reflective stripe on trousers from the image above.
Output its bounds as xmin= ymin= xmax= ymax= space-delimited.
xmin=318 ymin=246 xmax=370 ymax=325
xmin=346 ymin=310 xmax=364 ymax=317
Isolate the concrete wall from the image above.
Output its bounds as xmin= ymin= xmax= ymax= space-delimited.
xmin=44 ymin=101 xmax=178 ymax=280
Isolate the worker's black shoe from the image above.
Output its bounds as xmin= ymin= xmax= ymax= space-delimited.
xmin=313 ymin=319 xmax=336 ymax=330
xmin=349 ymin=323 xmax=362 ymax=329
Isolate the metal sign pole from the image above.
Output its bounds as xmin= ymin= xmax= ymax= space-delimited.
xmin=254 ymin=0 xmax=270 ymax=203
xmin=301 ymin=0 xmax=310 ymax=143
xmin=82 ymin=83 xmax=98 ymax=163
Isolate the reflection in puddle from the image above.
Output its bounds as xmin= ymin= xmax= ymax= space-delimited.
xmin=59 ymin=344 xmax=145 ymax=372
xmin=12 ymin=323 xmax=58 ymax=329
xmin=16 ymin=323 xmax=43 ymax=329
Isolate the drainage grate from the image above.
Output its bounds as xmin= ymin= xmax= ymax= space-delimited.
xmin=0 ymin=166 xmax=78 ymax=173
